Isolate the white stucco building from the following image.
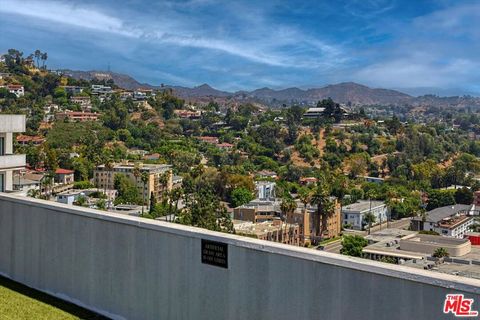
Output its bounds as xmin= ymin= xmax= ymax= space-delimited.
xmin=0 ymin=84 xmax=25 ymax=97
xmin=411 ymin=204 xmax=475 ymax=239
xmin=342 ymin=200 xmax=388 ymax=230
xmin=255 ymin=181 xmax=276 ymax=200
xmin=0 ymin=115 xmax=26 ymax=192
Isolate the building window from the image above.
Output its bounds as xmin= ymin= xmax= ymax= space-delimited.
xmin=0 ymin=173 xmax=4 ymax=192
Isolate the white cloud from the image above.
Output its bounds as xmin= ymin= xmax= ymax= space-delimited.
xmin=347 ymin=1 xmax=480 ymax=94
xmin=354 ymin=57 xmax=480 ymax=89
xmin=150 ymin=32 xmax=295 ymax=67
xmin=0 ymin=0 xmax=347 ymax=70
xmin=0 ymin=0 xmax=141 ymax=37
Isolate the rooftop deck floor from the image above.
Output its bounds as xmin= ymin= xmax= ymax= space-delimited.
xmin=0 ymin=275 xmax=106 ymax=320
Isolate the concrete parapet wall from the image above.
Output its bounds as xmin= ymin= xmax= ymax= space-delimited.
xmin=0 ymin=193 xmax=479 ymax=320
xmin=0 ymin=114 xmax=26 ymax=132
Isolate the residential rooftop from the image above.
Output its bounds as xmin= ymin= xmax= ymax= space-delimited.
xmin=437 ymin=215 xmax=473 ymax=230
xmin=233 ymin=220 xmax=294 ymax=237
xmin=413 ymin=204 xmax=472 ymax=223
xmin=342 ymin=200 xmax=386 ymax=213
xmin=237 ymin=199 xmax=280 ymax=212
xmin=96 ymin=163 xmax=172 ymax=171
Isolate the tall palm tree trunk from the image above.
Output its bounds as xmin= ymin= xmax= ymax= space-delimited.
xmin=142 ymin=183 xmax=146 ymax=215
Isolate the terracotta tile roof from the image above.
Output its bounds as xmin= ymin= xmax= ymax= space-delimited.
xmin=55 ymin=168 xmax=74 ymax=174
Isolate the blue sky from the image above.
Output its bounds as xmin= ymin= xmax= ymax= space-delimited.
xmin=1 ymin=0 xmax=479 ymax=95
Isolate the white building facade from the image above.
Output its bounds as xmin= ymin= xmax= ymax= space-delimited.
xmin=342 ymin=200 xmax=388 ymax=230
xmin=435 ymin=216 xmax=474 ymax=238
xmin=0 ymin=115 xmax=26 ymax=192
xmin=255 ymin=181 xmax=276 ymax=200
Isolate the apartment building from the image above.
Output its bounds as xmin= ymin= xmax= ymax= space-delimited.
xmin=55 ymin=168 xmax=75 ymax=185
xmin=94 ymin=162 xmax=173 ymax=201
xmin=342 ymin=200 xmax=388 ymax=230
xmin=0 ymin=84 xmax=24 ymax=97
xmin=91 ymin=84 xmax=113 ymax=94
xmin=0 ymin=115 xmax=26 ymax=192
xmin=16 ymin=134 xmax=45 ymax=145
xmin=70 ymin=96 xmax=92 ymax=110
xmin=234 ymin=197 xmax=341 ymax=246
xmin=307 ymin=198 xmax=342 ymax=242
xmin=320 ymin=199 xmax=342 ymax=239
xmin=435 ymin=214 xmax=474 ymax=238
xmin=61 ymin=86 xmax=84 ymax=95
xmin=133 ymin=89 xmax=154 ymax=100
xmin=233 ymin=220 xmax=300 ymax=246
xmin=197 ymin=136 xmax=219 ymax=144
xmin=474 ymin=191 xmax=480 ymax=206
xmin=56 ymin=111 xmax=99 ymax=122
xmin=302 ymin=107 xmax=325 ymax=119
xmin=174 ymin=109 xmax=202 ymax=119
xmin=411 ymin=204 xmax=474 ymax=238
xmin=233 ymin=200 xmax=281 ymax=223
xmin=255 ymin=181 xmax=276 ymax=200
xmin=286 ymin=208 xmax=311 ymax=246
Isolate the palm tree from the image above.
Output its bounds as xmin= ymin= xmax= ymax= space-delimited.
xmin=141 ymin=171 xmax=149 ymax=215
xmin=366 ymin=189 xmax=379 ymax=229
xmin=385 ymin=189 xmax=399 ymax=227
xmin=34 ymin=49 xmax=41 ymax=68
xmin=310 ymin=180 xmax=334 ymax=243
xmin=433 ymin=247 xmax=449 ymax=258
xmin=132 ymin=163 xmax=141 ymax=181
xmin=280 ymin=197 xmax=297 ymax=244
xmin=93 ymin=154 xmax=103 ymax=191
xmin=40 ymin=52 xmax=48 ymax=69
xmin=27 ymin=189 xmax=40 ymax=198
xmin=298 ymin=187 xmax=312 ymax=212
xmin=297 ymin=187 xmax=313 ymax=245
xmin=132 ymin=163 xmax=141 ymax=204
xmin=191 ymin=164 xmax=204 ymax=179
xmin=43 ymin=172 xmax=55 ymax=199
xmin=171 ymin=187 xmax=183 ymax=223
xmin=158 ymin=172 xmax=169 ymax=199
xmin=104 ymin=158 xmax=114 ymax=207
xmin=364 ymin=212 xmax=376 ymax=235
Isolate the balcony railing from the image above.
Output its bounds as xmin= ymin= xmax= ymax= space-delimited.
xmin=0 ymin=154 xmax=26 ymax=170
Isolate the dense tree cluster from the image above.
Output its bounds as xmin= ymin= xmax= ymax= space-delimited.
xmin=2 ymin=48 xmax=480 ymax=235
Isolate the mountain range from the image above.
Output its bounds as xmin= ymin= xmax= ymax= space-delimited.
xmin=60 ymin=69 xmax=480 ymax=108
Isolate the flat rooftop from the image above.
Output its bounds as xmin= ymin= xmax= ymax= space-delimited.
xmin=342 ymin=200 xmax=385 ymax=213
xmin=404 ymin=256 xmax=480 ymax=281
xmin=97 ymin=163 xmax=172 ymax=171
xmin=237 ymin=200 xmax=280 ymax=212
xmin=403 ymin=234 xmax=470 ymax=246
xmin=438 ymin=215 xmax=472 ymax=229
xmin=58 ymin=190 xmax=84 ymax=196
xmin=234 ymin=221 xmax=284 ymax=235
xmin=365 ymin=228 xmax=417 ymax=243
xmin=363 ymin=229 xmax=474 ymax=261
xmin=363 ymin=235 xmax=426 ymax=260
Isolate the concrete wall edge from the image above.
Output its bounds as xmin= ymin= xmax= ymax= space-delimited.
xmin=2 ymin=192 xmax=479 ymax=295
